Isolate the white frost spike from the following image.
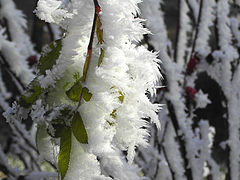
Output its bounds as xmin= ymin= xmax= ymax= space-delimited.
xmin=36 ymin=0 xmax=74 ymax=24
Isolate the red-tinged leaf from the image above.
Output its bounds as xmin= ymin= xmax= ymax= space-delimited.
xmin=96 ymin=16 xmax=103 ymax=44
xmin=82 ymin=49 xmax=92 ymax=82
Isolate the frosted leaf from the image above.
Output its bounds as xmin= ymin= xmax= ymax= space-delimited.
xmin=35 ymin=0 xmax=74 ymax=24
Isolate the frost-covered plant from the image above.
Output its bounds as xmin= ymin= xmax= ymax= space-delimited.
xmin=137 ymin=0 xmax=240 ymax=179
xmin=4 ymin=0 xmax=161 ymax=179
xmin=0 ymin=0 xmax=43 ymax=179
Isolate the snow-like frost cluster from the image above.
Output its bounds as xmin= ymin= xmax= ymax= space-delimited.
xmin=4 ymin=0 xmax=161 ymax=179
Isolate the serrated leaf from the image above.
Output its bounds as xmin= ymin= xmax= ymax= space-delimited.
xmin=58 ymin=127 xmax=71 ymax=180
xmin=37 ymin=39 xmax=62 ymax=75
xmin=98 ymin=48 xmax=104 ymax=67
xmin=66 ymin=81 xmax=82 ymax=102
xmin=20 ymin=80 xmax=42 ymax=108
xmin=82 ymin=87 xmax=92 ymax=102
xmin=36 ymin=125 xmax=56 ymax=164
xmin=72 ymin=112 xmax=88 ymax=144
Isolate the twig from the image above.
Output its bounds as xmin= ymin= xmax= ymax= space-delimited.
xmin=77 ymin=0 xmax=101 ymax=108
xmin=166 ymin=100 xmax=193 ymax=180
xmin=174 ymin=0 xmax=181 ymax=62
xmin=31 ymin=0 xmax=44 ymax=52
xmin=185 ymin=0 xmax=197 ymax=26
xmin=190 ymin=0 xmax=204 ymax=57
xmin=0 ymin=53 xmax=25 ymax=91
xmin=155 ymin=122 xmax=176 ymax=180
xmin=11 ymin=122 xmax=38 ymax=152
xmin=2 ymin=18 xmax=12 ymax=41
xmin=82 ymin=0 xmax=101 ymax=82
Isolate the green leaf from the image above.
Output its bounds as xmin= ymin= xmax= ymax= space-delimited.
xmin=118 ymin=91 xmax=124 ymax=103
xmin=72 ymin=112 xmax=88 ymax=144
xmin=37 ymin=39 xmax=62 ymax=75
xmin=66 ymin=81 xmax=82 ymax=102
xmin=96 ymin=16 xmax=103 ymax=44
xmin=110 ymin=109 xmax=117 ymax=119
xmin=82 ymin=49 xmax=92 ymax=82
xmin=36 ymin=125 xmax=55 ymax=163
xmin=98 ymin=48 xmax=104 ymax=67
xmin=20 ymin=80 xmax=42 ymax=108
xmin=58 ymin=127 xmax=71 ymax=180
xmin=82 ymin=87 xmax=92 ymax=102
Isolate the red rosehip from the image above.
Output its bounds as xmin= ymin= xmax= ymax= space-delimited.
xmin=27 ymin=55 xmax=37 ymax=66
xmin=186 ymin=55 xmax=199 ymax=74
xmin=185 ymin=86 xmax=197 ymax=99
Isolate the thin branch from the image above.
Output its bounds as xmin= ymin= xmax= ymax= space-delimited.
xmin=190 ymin=0 xmax=204 ymax=57
xmin=11 ymin=122 xmax=38 ymax=152
xmin=166 ymin=100 xmax=193 ymax=180
xmin=174 ymin=0 xmax=181 ymax=62
xmin=82 ymin=0 xmax=100 ymax=82
xmin=77 ymin=0 xmax=101 ymax=108
xmin=0 ymin=53 xmax=25 ymax=91
xmin=156 ymin=122 xmax=176 ymax=180
xmin=185 ymin=0 xmax=197 ymax=26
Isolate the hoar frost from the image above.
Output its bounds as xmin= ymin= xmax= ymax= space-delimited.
xmin=4 ymin=0 xmax=161 ymax=179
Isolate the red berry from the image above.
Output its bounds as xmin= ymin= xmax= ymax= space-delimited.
xmin=27 ymin=55 xmax=37 ymax=66
xmin=185 ymin=87 xmax=197 ymax=99
xmin=96 ymin=6 xmax=101 ymax=14
xmin=186 ymin=55 xmax=199 ymax=74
